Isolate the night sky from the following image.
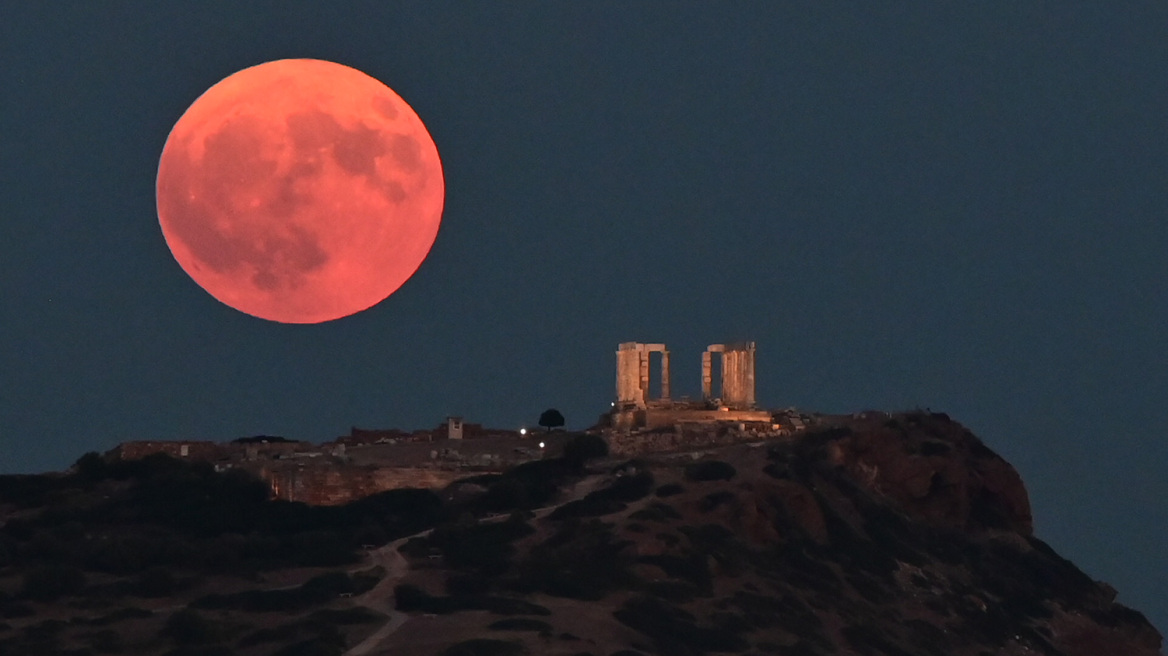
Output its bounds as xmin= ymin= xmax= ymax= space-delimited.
xmin=2 ymin=2 xmax=1165 ymax=632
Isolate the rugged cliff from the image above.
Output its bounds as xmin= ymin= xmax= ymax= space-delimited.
xmin=390 ymin=412 xmax=1161 ymax=656
xmin=0 ymin=412 xmax=1160 ymax=656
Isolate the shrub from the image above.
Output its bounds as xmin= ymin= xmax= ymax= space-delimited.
xmin=393 ymin=584 xmax=428 ymax=612
xmin=160 ymin=646 xmax=238 ymax=656
xmin=613 ymin=595 xmax=749 ymax=654
xmin=163 ymin=609 xmax=220 ymax=646
xmin=306 ymin=607 xmax=384 ymax=625
xmin=699 ymin=491 xmax=736 ymax=512
xmin=562 ymin=435 xmax=608 ymax=467
xmin=73 ymin=451 xmax=110 ymax=484
xmin=683 ymin=461 xmax=736 ymax=482
xmin=488 ymin=618 xmax=552 ymax=632
xmin=548 ymin=497 xmax=626 ymax=520
xmin=270 ymin=634 xmax=345 ymax=656
xmin=598 ymin=471 xmax=654 ymax=503
xmin=516 ymin=520 xmax=635 ymax=600
xmin=630 ymin=503 xmax=681 ymax=523
xmin=440 ymin=639 xmax=528 ymax=656
xmin=447 ymin=574 xmax=493 ymax=596
xmin=88 ymin=607 xmax=153 ymax=626
xmin=636 ymin=553 xmax=711 ymax=592
xmin=502 ymin=459 xmax=578 ymax=506
xmin=135 ymin=566 xmax=180 ymax=598
xmin=0 ymin=602 xmax=35 ymax=618
xmin=642 ymin=580 xmax=701 ymax=602
xmin=426 ymin=515 xmax=532 ymax=574
xmin=86 ymin=628 xmax=124 ymax=653
xmin=478 ymin=479 xmax=531 ymax=513
xmin=19 ymin=565 xmax=87 ymax=602
xmin=394 ymin=585 xmax=548 ymax=616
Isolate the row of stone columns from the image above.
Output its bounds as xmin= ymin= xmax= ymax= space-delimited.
xmin=714 ymin=342 xmax=756 ymax=408
xmin=617 ymin=341 xmax=755 ymax=409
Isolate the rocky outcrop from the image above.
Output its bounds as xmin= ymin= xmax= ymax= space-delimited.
xmin=260 ymin=464 xmax=465 ymax=505
xmin=823 ymin=412 xmax=1033 ymax=534
xmin=391 ymin=411 xmax=1159 ymax=656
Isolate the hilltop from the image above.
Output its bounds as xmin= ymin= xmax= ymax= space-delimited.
xmin=0 ymin=412 xmax=1160 ymax=655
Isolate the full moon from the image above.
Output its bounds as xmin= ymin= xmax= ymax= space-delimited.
xmin=156 ymin=59 xmax=444 ymax=323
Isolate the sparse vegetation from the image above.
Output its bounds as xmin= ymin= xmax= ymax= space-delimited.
xmin=699 ymin=490 xmax=736 ymax=512
xmin=613 ymin=595 xmax=750 ymax=655
xmin=0 ymin=412 xmax=1157 ymax=656
xmin=629 ymin=502 xmax=681 ymax=522
xmin=562 ymin=434 xmax=609 ymax=468
xmin=487 ymin=618 xmax=552 ymax=632
xmin=394 ymin=584 xmax=550 ymax=616
xmin=549 ymin=470 xmax=654 ymax=520
xmin=191 ymin=571 xmax=374 ymax=613
xmin=440 ymin=639 xmax=528 ymax=656
xmin=19 ymin=565 xmax=87 ymax=602
xmin=163 ymin=608 xmax=222 ymax=646
xmin=683 ymin=460 xmax=736 ymax=482
xmin=514 ymin=519 xmax=636 ymax=600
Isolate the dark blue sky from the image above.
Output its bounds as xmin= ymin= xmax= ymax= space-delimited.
xmin=2 ymin=2 xmax=1165 ymax=632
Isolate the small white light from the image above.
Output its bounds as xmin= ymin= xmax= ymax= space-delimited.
xmin=519 ymin=428 xmax=527 ymax=436
xmin=610 ymin=401 xmax=615 ymax=407
xmin=539 ymin=442 xmax=545 ymax=449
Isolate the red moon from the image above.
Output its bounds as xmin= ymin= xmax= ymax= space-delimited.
xmin=156 ymin=59 xmax=444 ymax=323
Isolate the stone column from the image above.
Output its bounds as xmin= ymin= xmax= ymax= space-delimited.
xmin=701 ymin=350 xmax=712 ymax=400
xmin=722 ymin=350 xmax=739 ymax=405
xmin=744 ymin=343 xmax=756 ymax=407
xmin=616 ymin=343 xmax=644 ymax=406
xmin=720 ymin=342 xmax=757 ymax=408
xmin=639 ymin=348 xmax=650 ymax=406
xmin=660 ymin=350 xmax=671 ymax=401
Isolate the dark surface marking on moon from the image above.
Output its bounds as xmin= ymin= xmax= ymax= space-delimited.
xmin=162 ymin=127 xmax=330 ymax=291
xmin=250 ymin=223 xmax=329 ymax=291
xmin=286 ymin=108 xmax=404 ymax=204
xmin=332 ymin=121 xmax=386 ymax=178
xmin=372 ymin=95 xmax=399 ymax=120
xmin=372 ymin=178 xmax=406 ymax=204
xmin=200 ymin=116 xmax=278 ymax=206
xmin=288 ymin=109 xmax=387 ymax=178
xmin=388 ymin=134 xmax=421 ymax=172
xmin=267 ymin=159 xmax=320 ymax=219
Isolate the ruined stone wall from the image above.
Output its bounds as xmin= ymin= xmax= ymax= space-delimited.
xmin=606 ymin=422 xmax=785 ymax=457
xmin=111 ymin=441 xmax=225 ymax=461
xmin=261 ymin=465 xmax=465 ymax=505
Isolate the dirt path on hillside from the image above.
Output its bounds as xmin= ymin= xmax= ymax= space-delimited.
xmin=343 ymin=470 xmax=609 ymax=655
xmin=343 ymin=529 xmax=430 ymax=656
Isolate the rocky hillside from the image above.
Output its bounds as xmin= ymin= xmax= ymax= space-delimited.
xmin=0 ymin=412 xmax=1161 ymax=656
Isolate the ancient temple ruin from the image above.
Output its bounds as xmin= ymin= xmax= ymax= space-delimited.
xmin=608 ymin=341 xmax=772 ymax=430
xmin=701 ymin=342 xmax=757 ymax=408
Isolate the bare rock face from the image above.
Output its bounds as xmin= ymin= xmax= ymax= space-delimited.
xmin=825 ymin=412 xmax=1033 ymax=534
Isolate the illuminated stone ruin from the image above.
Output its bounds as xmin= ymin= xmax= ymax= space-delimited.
xmin=701 ymin=342 xmax=757 ymax=408
xmin=616 ymin=342 xmax=670 ymax=408
xmin=609 ymin=341 xmax=770 ymax=431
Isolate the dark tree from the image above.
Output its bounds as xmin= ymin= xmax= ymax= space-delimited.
xmin=538 ymin=409 xmax=565 ymax=432
xmin=562 ymin=434 xmax=608 ymax=468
